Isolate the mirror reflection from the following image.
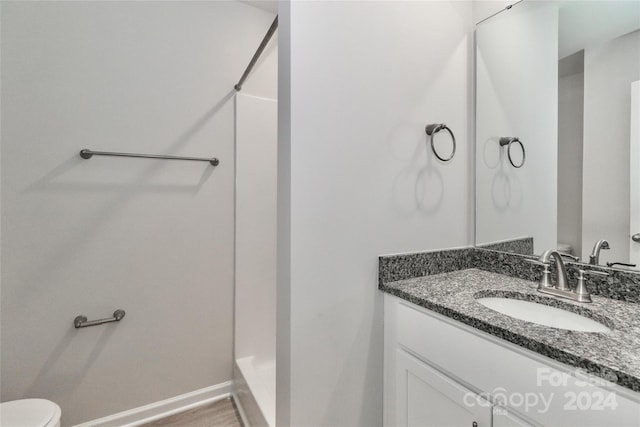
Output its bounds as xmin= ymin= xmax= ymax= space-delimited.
xmin=475 ymin=0 xmax=640 ymax=270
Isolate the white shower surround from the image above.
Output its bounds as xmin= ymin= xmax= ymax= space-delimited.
xmin=234 ymin=93 xmax=278 ymax=427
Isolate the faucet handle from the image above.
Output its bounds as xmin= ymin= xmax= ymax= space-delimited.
xmin=559 ymin=253 xmax=580 ymax=262
xmin=606 ymin=261 xmax=637 ymax=268
xmin=524 ymin=258 xmax=553 ymax=289
xmin=574 ymin=269 xmax=608 ymax=303
xmin=582 ymin=269 xmax=610 ymax=278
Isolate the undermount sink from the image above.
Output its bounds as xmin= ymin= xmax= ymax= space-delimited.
xmin=476 ymin=297 xmax=611 ymax=333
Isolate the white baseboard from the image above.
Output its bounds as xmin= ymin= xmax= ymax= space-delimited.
xmin=232 ymin=391 xmax=252 ymax=427
xmin=72 ymin=381 xmax=233 ymax=427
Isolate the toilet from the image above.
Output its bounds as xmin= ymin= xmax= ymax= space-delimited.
xmin=0 ymin=399 xmax=61 ymax=427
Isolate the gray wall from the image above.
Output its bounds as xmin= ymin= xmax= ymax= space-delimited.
xmin=0 ymin=1 xmax=275 ymax=424
xmin=558 ymin=54 xmax=584 ymax=257
xmin=582 ymin=30 xmax=640 ymax=264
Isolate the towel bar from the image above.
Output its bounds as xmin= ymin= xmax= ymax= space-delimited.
xmin=80 ymin=149 xmax=219 ymax=166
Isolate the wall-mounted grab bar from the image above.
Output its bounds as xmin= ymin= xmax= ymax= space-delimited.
xmin=499 ymin=137 xmax=525 ymax=168
xmin=74 ymin=309 xmax=126 ymax=328
xmin=425 ymin=123 xmax=456 ymax=162
xmin=80 ymin=149 xmax=220 ymax=166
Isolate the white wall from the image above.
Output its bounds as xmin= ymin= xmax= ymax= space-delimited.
xmin=278 ymin=1 xmax=474 ymax=425
xmin=475 ymin=2 xmax=559 ymax=254
xmin=558 ymin=56 xmax=584 ymax=256
xmin=0 ymin=1 xmax=276 ymax=424
xmin=582 ymin=30 xmax=640 ymax=265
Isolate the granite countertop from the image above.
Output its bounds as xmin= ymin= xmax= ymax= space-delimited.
xmin=381 ymin=268 xmax=640 ymax=393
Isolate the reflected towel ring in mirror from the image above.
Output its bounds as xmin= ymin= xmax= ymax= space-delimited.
xmin=499 ymin=137 xmax=525 ymax=168
xmin=425 ymin=123 xmax=456 ymax=162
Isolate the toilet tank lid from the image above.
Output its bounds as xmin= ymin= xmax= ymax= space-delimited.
xmin=1 ymin=399 xmax=61 ymax=427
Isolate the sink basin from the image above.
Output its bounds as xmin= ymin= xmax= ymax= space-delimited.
xmin=476 ymin=297 xmax=611 ymax=333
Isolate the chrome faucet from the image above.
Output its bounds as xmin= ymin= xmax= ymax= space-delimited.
xmin=525 ymin=249 xmax=608 ymax=303
xmin=589 ymin=239 xmax=610 ymax=265
xmin=539 ymin=249 xmax=570 ymax=291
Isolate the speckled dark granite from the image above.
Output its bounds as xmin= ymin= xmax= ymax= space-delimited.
xmin=381 ymin=269 xmax=640 ymax=393
xmin=378 ymin=246 xmax=640 ymax=303
xmin=478 ymin=236 xmax=534 ymax=255
xmin=471 ymin=248 xmax=640 ymax=304
xmin=378 ymin=247 xmax=474 ymax=287
xmin=470 ymin=248 xmax=539 ymax=279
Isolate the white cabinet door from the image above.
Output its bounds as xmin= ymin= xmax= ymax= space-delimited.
xmin=396 ymin=349 xmax=492 ymax=427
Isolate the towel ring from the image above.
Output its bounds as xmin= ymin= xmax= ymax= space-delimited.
xmin=499 ymin=137 xmax=525 ymax=168
xmin=425 ymin=123 xmax=456 ymax=162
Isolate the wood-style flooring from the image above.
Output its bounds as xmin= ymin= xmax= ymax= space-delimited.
xmin=140 ymin=397 xmax=243 ymax=427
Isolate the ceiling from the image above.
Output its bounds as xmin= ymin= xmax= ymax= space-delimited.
xmin=559 ymin=1 xmax=640 ymax=59
xmin=238 ymin=0 xmax=278 ymax=14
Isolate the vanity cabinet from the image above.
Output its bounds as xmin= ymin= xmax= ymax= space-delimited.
xmin=383 ymin=294 xmax=640 ymax=427
xmin=492 ymin=407 xmax=535 ymax=427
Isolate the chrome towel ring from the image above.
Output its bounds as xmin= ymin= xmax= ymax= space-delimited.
xmin=425 ymin=123 xmax=456 ymax=162
xmin=499 ymin=137 xmax=525 ymax=168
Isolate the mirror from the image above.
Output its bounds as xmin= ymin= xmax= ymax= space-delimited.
xmin=475 ymin=0 xmax=640 ymax=270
